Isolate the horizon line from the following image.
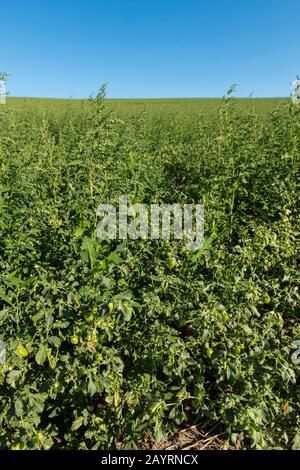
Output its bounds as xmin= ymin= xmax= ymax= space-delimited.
xmin=7 ymin=96 xmax=289 ymax=101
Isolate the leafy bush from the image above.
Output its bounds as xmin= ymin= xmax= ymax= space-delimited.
xmin=0 ymin=93 xmax=299 ymax=449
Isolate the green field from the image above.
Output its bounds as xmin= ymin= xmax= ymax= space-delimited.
xmin=6 ymin=95 xmax=290 ymax=118
xmin=0 ymin=92 xmax=299 ymax=450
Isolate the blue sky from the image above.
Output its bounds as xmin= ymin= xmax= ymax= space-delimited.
xmin=2 ymin=0 xmax=299 ymax=98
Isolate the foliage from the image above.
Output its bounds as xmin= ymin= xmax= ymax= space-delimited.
xmin=0 ymin=92 xmax=299 ymax=450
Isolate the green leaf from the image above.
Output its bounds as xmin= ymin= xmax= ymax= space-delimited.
xmin=226 ymin=365 xmax=237 ymax=382
xmin=123 ymin=304 xmax=133 ymax=322
xmin=292 ymin=433 xmax=300 ymax=450
xmin=88 ymin=379 xmax=97 ymax=397
xmin=29 ymin=394 xmax=45 ymax=413
xmin=241 ymin=324 xmax=252 ymax=335
xmin=107 ymin=251 xmax=121 ymax=264
xmin=6 ymin=370 xmax=21 ymax=387
xmin=15 ymin=399 xmax=24 ymax=417
xmin=154 ymin=422 xmax=165 ymax=442
xmin=169 ymin=407 xmax=177 ymax=419
xmin=71 ymin=416 xmax=84 ymax=431
xmin=48 ymin=336 xmax=61 ymax=348
xmin=0 ymin=288 xmax=12 ymax=306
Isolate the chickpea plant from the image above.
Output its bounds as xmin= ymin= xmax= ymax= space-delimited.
xmin=0 ymin=89 xmax=299 ymax=450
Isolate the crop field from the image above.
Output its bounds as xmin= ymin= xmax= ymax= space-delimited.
xmin=5 ymin=95 xmax=290 ymax=119
xmin=0 ymin=91 xmax=299 ymax=450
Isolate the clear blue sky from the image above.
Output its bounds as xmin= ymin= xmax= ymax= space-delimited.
xmin=2 ymin=0 xmax=299 ymax=98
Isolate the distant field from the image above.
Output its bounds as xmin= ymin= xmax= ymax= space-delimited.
xmin=6 ymin=96 xmax=289 ymax=119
